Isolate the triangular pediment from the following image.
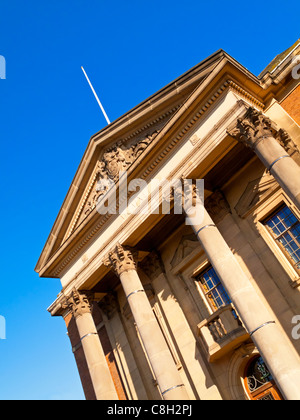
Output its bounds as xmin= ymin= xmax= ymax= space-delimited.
xmin=234 ymin=174 xmax=279 ymax=218
xmin=170 ymin=233 xmax=201 ymax=270
xmin=35 ymin=49 xmax=265 ymax=278
xmin=35 ymin=51 xmax=228 ymax=276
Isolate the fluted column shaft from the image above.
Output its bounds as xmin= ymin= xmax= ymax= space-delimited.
xmin=66 ymin=290 xmax=118 ymax=400
xmin=105 ymin=245 xmax=189 ymax=400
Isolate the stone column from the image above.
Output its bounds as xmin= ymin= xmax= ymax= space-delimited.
xmin=105 ymin=244 xmax=190 ymax=400
xmin=227 ymin=107 xmax=300 ymax=209
xmin=181 ymin=185 xmax=300 ymax=400
xmin=65 ymin=289 xmax=119 ymax=400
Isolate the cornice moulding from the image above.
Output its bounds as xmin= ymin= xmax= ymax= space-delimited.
xmin=259 ymin=43 xmax=300 ymax=88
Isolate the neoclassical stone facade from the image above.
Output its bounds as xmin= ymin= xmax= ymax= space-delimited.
xmin=36 ymin=41 xmax=300 ymax=400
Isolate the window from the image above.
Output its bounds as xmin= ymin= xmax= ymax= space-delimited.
xmin=264 ymin=205 xmax=300 ymax=272
xmin=197 ymin=266 xmax=231 ymax=311
xmin=244 ymin=356 xmax=282 ymax=400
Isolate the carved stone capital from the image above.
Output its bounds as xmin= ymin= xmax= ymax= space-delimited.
xmin=205 ymin=190 xmax=231 ymax=224
xmin=140 ymin=251 xmax=165 ymax=281
xmin=227 ymin=107 xmax=276 ymax=149
xmin=228 ymin=108 xmax=300 ymax=159
xmin=63 ymin=289 xmax=94 ymax=318
xmin=104 ymin=243 xmax=137 ymax=276
xmin=172 ymin=180 xmax=203 ymax=211
xmin=276 ymin=128 xmax=299 ymax=156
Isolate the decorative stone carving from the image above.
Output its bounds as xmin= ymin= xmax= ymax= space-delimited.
xmin=171 ymin=180 xmax=203 ymax=211
xmin=101 ymin=142 xmax=134 ymax=182
xmin=82 ymin=162 xmax=112 ymax=220
xmin=140 ymin=251 xmax=165 ymax=281
xmin=276 ymin=128 xmax=299 ymax=156
xmin=227 ymin=107 xmax=300 ymax=158
xmin=227 ymin=107 xmax=276 ymax=149
xmin=63 ymin=289 xmax=94 ymax=318
xmin=104 ymin=244 xmax=137 ymax=276
xmin=75 ymin=130 xmax=160 ymax=225
xmin=170 ymin=234 xmax=200 ymax=269
xmin=205 ymin=190 xmax=231 ymax=224
xmin=100 ymin=129 xmax=159 ymax=182
xmin=234 ymin=174 xmax=279 ymax=218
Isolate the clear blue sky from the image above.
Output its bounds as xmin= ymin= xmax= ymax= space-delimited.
xmin=0 ymin=0 xmax=299 ymax=400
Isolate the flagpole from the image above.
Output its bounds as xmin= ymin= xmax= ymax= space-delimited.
xmin=81 ymin=66 xmax=111 ymax=125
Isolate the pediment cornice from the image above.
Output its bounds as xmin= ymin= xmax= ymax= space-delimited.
xmin=235 ymin=174 xmax=279 ymax=218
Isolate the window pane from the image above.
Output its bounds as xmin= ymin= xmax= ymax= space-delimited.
xmin=265 ymin=206 xmax=300 ymax=270
xmin=198 ymin=267 xmax=231 ymax=310
xmin=266 ymin=217 xmax=285 ymax=236
xmin=281 ymin=207 xmax=297 ymax=227
xmin=217 ymin=285 xmax=231 ymax=306
xmin=291 ymin=224 xmax=300 ymax=240
xmin=246 ymin=356 xmax=273 ymax=393
xmin=206 ymin=278 xmax=214 ymax=290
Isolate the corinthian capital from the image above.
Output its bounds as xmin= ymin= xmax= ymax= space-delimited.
xmin=172 ymin=180 xmax=204 ymax=210
xmin=140 ymin=251 xmax=165 ymax=281
xmin=64 ymin=289 xmax=94 ymax=318
xmin=227 ymin=107 xmax=276 ymax=149
xmin=276 ymin=129 xmax=299 ymax=156
xmin=104 ymin=243 xmax=137 ymax=276
xmin=205 ymin=190 xmax=231 ymax=224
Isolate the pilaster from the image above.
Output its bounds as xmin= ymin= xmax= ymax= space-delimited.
xmin=139 ymin=251 xmax=165 ymax=281
xmin=205 ymin=190 xmax=231 ymax=224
